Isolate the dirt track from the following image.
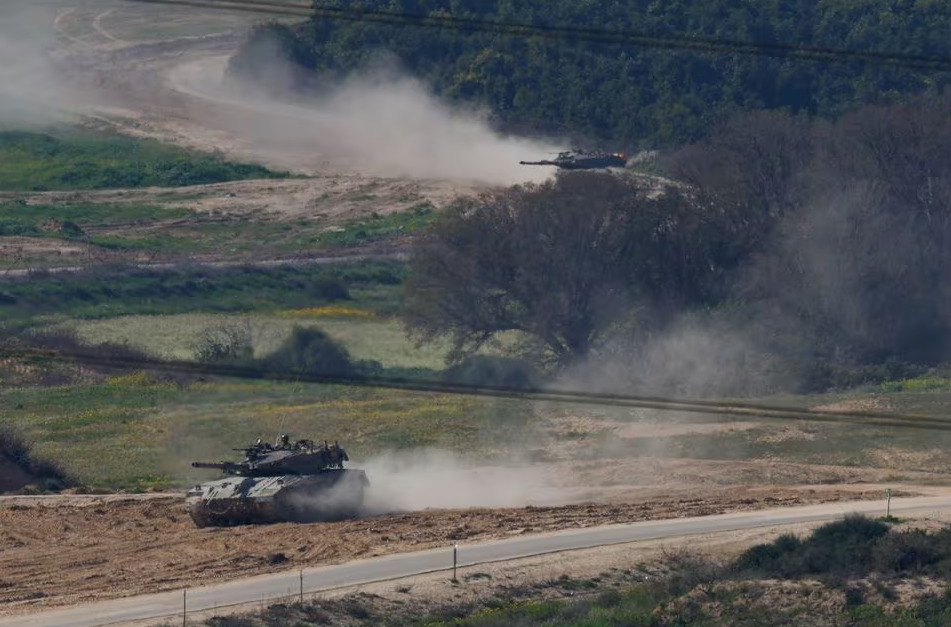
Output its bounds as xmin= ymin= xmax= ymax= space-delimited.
xmin=38 ymin=2 xmax=488 ymax=225
xmin=0 ymin=484 xmax=917 ymax=615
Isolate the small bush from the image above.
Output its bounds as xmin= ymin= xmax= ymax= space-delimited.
xmin=597 ymin=587 xmax=623 ymax=608
xmin=734 ymin=515 xmax=895 ymax=579
xmin=266 ymin=552 xmax=287 ymax=565
xmin=844 ymin=584 xmax=866 ymax=607
xmin=872 ymin=529 xmax=947 ymax=574
xmin=309 ymin=278 xmax=350 ymax=301
xmin=195 ymin=322 xmax=255 ymax=365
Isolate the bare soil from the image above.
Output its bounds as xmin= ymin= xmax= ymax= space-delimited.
xmin=0 ymin=484 xmax=919 ymax=615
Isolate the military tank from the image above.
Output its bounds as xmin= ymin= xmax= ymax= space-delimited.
xmin=519 ymin=150 xmax=628 ymax=170
xmin=186 ymin=436 xmax=368 ymax=528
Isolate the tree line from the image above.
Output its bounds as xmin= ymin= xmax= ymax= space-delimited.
xmin=229 ymin=0 xmax=951 ymax=148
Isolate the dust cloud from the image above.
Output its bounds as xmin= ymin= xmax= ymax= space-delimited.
xmin=0 ymin=3 xmax=77 ymax=125
xmin=167 ymin=53 xmax=561 ymax=184
xmin=356 ymin=449 xmax=559 ymax=514
xmin=555 ymin=317 xmax=776 ymax=400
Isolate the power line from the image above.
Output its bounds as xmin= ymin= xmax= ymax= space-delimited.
xmin=8 ymin=345 xmax=951 ymax=432
xmin=123 ymin=0 xmax=951 ymax=72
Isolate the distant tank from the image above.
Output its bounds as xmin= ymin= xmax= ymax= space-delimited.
xmin=519 ymin=150 xmax=628 ymax=170
xmin=186 ymin=436 xmax=368 ymax=528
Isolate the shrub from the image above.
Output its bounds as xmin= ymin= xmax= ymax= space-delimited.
xmin=195 ymin=322 xmax=255 ymax=365
xmin=872 ymin=529 xmax=946 ymax=574
xmin=734 ymin=515 xmax=890 ymax=578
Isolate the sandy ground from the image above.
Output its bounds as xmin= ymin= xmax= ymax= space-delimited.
xmin=0 ymin=483 xmax=923 ymax=616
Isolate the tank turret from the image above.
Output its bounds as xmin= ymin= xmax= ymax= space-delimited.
xmin=519 ymin=150 xmax=628 ymax=170
xmin=185 ymin=436 xmax=367 ymax=528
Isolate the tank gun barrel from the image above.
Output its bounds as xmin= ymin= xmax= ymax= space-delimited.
xmin=519 ymin=160 xmax=556 ymax=166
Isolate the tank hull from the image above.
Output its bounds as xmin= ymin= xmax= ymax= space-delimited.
xmin=186 ymin=469 xmax=368 ymax=527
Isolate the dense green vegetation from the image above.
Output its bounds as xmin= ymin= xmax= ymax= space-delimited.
xmin=0 ymin=129 xmax=285 ymax=191
xmin=230 ymin=0 xmax=951 ymax=147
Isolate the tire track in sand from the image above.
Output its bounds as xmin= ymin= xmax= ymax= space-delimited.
xmin=91 ymin=9 xmax=128 ymax=45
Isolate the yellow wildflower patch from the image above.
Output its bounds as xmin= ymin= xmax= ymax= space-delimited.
xmin=278 ymin=305 xmax=376 ymax=319
xmin=105 ymin=372 xmax=158 ymax=388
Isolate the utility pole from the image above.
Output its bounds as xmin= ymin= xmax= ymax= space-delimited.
xmin=183 ymin=589 xmax=187 ymax=627
xmin=300 ymin=569 xmax=304 ymax=606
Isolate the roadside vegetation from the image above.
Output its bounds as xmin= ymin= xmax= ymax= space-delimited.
xmin=189 ymin=516 xmax=951 ymax=626
xmin=0 ymin=128 xmax=286 ymax=191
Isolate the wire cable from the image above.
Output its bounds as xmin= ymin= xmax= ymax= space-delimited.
xmin=123 ymin=0 xmax=951 ymax=71
xmin=7 ymin=345 xmax=951 ymax=432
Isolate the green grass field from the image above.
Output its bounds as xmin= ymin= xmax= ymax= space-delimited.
xmin=0 ymin=262 xmax=404 ymax=323
xmin=0 ymin=200 xmax=189 ymax=232
xmin=0 ymin=129 xmax=286 ymax=191
xmin=62 ymin=312 xmax=450 ymax=367
xmin=0 ymin=376 xmax=530 ymax=489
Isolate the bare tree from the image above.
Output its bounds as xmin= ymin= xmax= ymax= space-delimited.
xmin=404 ymin=172 xmax=719 ymax=367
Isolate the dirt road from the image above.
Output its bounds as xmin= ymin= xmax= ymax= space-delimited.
xmin=48 ymin=1 xmax=548 ymax=184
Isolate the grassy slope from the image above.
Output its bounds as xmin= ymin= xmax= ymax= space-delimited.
xmin=0 ymin=129 xmax=286 ymax=191
xmin=0 ymin=377 xmax=530 ymax=489
xmin=63 ymin=312 xmax=449 ymax=367
xmin=5 ymin=361 xmax=951 ymax=488
xmin=0 ymin=201 xmax=435 ymax=267
xmin=0 ymin=262 xmax=405 ymax=323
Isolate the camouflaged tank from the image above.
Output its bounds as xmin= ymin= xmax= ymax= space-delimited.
xmin=519 ymin=150 xmax=628 ymax=170
xmin=186 ymin=436 xmax=368 ymax=527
